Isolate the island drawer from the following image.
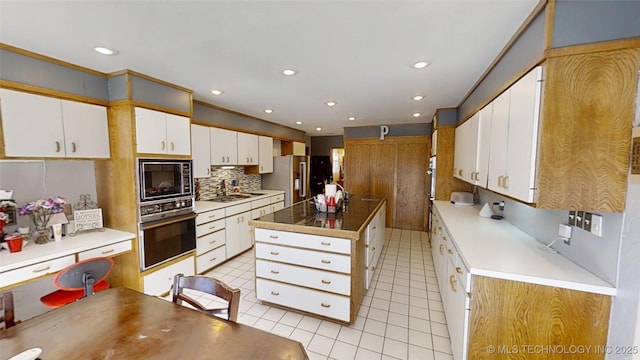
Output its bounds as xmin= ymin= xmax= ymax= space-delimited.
xmin=78 ymin=240 xmax=133 ymax=260
xmin=0 ymin=254 xmax=75 ymax=288
xmin=256 ymin=259 xmax=351 ymax=295
xmin=256 ymin=278 xmax=350 ymax=322
xmin=196 ymin=208 xmax=225 ymax=225
xmin=255 ymin=243 xmax=351 ymax=273
xmin=254 ymin=228 xmax=351 ymax=255
xmin=197 ymin=229 xmax=225 ymax=255
xmin=196 ymin=219 xmax=225 ymax=237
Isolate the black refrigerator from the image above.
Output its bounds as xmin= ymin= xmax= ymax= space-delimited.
xmin=309 ymin=156 xmax=333 ymax=197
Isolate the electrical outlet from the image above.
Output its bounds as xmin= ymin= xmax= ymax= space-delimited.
xmin=576 ymin=211 xmax=584 ymax=228
xmin=591 ymin=214 xmax=603 ymax=237
xmin=568 ymin=211 xmax=576 ymax=226
xmin=583 ymin=212 xmax=592 ymax=232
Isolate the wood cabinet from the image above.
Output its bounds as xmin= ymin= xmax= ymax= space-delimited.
xmin=237 ymin=132 xmax=258 ymax=165
xmin=258 ymin=135 xmax=274 ymax=173
xmin=282 ymin=141 xmax=306 ymax=156
xmin=135 ymin=107 xmax=190 ymax=155
xmin=210 ymin=127 xmax=237 ymax=165
xmin=191 ymin=124 xmax=211 ymax=178
xmin=344 ymin=136 xmax=428 ymax=230
xmin=0 ymin=89 xmax=110 ymax=158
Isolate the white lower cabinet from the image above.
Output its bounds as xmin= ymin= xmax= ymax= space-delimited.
xmin=225 ymin=204 xmax=252 ymax=259
xmin=196 ymin=209 xmax=227 ymax=274
xmin=365 ymin=205 xmax=385 ymax=289
xmin=143 ymin=256 xmax=194 ymax=296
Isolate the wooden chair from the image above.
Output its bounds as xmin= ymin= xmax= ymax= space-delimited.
xmin=172 ymin=273 xmax=241 ymax=322
xmin=1 ymin=291 xmax=15 ymax=330
xmin=40 ymin=257 xmax=114 ymax=308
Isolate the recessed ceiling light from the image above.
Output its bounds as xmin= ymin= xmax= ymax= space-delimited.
xmin=282 ymin=69 xmax=297 ymax=76
xmin=93 ymin=46 xmax=119 ymax=55
xmin=210 ymin=89 xmax=224 ymax=95
xmin=264 ymin=109 xmax=273 ymax=114
xmin=413 ymin=61 xmax=429 ymax=69
xmin=295 ymin=121 xmax=303 ymax=125
xmin=412 ymin=112 xmax=422 ymax=117
xmin=316 ymin=127 xmax=322 ymax=131
xmin=326 ymin=101 xmax=336 ymax=107
xmin=348 ymin=116 xmax=356 ymax=121
xmin=412 ymin=95 xmax=424 ymax=101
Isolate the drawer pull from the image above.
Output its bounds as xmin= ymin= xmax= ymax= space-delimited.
xmin=456 ymin=267 xmax=463 ymax=274
xmin=321 ymin=259 xmax=331 ymax=264
xmin=209 ymin=225 xmax=216 ymax=230
xmin=101 ymin=249 xmax=115 ymax=255
xmin=449 ymin=275 xmax=457 ymax=292
xmin=448 ymin=249 xmax=454 ymax=255
xmin=321 ymin=280 xmax=331 ymax=284
xmin=271 ymin=291 xmax=280 ymax=296
xmin=208 ymin=214 xmax=216 ymax=218
xmin=320 ymin=303 xmax=331 ymax=308
xmin=209 ymin=257 xmax=217 ymax=262
xmin=270 ymin=251 xmax=279 ymax=256
xmin=209 ymin=240 xmax=217 ymax=244
xmin=270 ymin=270 xmax=280 ymax=274
xmin=320 ymin=241 xmax=331 ymax=246
xmin=438 ymin=226 xmax=442 ymax=231
xmin=442 ymin=236 xmax=447 ymax=241
xmin=269 ymin=235 xmax=279 ymax=239
xmin=372 ymin=247 xmax=376 ymax=251
xmin=439 ymin=244 xmax=445 ymax=255
xmin=33 ymin=265 xmax=51 ymax=273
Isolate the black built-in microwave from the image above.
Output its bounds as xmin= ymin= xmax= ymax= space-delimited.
xmin=137 ymin=159 xmax=193 ymax=203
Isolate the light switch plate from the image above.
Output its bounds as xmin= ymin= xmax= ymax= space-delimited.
xmin=591 ymin=214 xmax=603 ymax=237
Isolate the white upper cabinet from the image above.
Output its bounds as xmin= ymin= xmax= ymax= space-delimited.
xmin=475 ymin=103 xmax=492 ymax=187
xmin=210 ymin=127 xmax=237 ymax=165
xmin=191 ymin=124 xmax=211 ymax=178
xmin=453 ymin=105 xmax=491 ymax=186
xmin=135 ymin=107 xmax=190 ymax=155
xmin=258 ymin=135 xmax=274 ymax=174
xmin=487 ymin=66 xmax=543 ymax=202
xmin=237 ymin=132 xmax=258 ymax=165
xmin=0 ymin=89 xmax=110 ymax=158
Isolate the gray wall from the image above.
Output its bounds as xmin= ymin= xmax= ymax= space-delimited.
xmin=458 ymin=8 xmax=546 ymax=122
xmin=552 ymin=0 xmax=640 ymax=48
xmin=310 ymin=136 xmax=344 ymax=156
xmin=193 ymin=102 xmax=306 ymax=142
xmin=343 ymin=123 xmax=431 ymax=139
xmin=130 ymin=74 xmax=191 ymax=113
xmin=436 ymin=108 xmax=458 ymax=127
xmin=0 ymin=48 xmax=109 ymax=101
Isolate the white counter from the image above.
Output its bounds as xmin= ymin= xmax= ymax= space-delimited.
xmin=433 ymin=200 xmax=616 ymax=296
xmin=0 ymin=228 xmax=135 ymax=274
xmin=195 ymin=190 xmax=284 ymax=213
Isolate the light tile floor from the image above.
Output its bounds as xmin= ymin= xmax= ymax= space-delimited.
xmin=194 ymin=228 xmax=453 ymax=360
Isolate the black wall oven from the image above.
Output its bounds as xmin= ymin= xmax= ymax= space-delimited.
xmin=136 ymin=158 xmax=196 ymax=271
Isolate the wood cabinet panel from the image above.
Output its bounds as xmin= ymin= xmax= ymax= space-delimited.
xmin=344 ymin=143 xmax=371 ymax=195
xmin=396 ymin=142 xmax=428 ymax=230
xmin=537 ymin=49 xmax=637 ymax=211
xmin=434 ymin=127 xmax=474 ymax=201
xmin=369 ymin=143 xmax=396 ymax=227
xmin=468 ymin=276 xmax=611 ymax=360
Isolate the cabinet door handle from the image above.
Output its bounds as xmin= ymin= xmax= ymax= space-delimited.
xmin=372 ymin=246 xmax=376 ymax=251
xmin=236 ymin=218 xmax=239 ymax=224
xmin=33 ymin=265 xmax=51 ymax=273
xmin=270 ymin=270 xmax=280 ymax=274
xmin=498 ymin=175 xmax=504 ymax=188
xmin=240 ymin=216 xmax=244 ymax=222
xmin=448 ymin=249 xmax=454 ymax=255
xmin=207 ymin=168 xmax=210 ymax=175
xmin=321 ymin=280 xmax=331 ymax=284
xmin=72 ymin=142 xmax=77 ymax=153
xmin=439 ymin=244 xmax=445 ymax=255
xmin=456 ymin=267 xmax=463 ymax=274
xmin=101 ymin=249 xmax=115 ymax=255
xmin=161 ymin=141 xmax=166 ymax=150
xmin=270 ymin=251 xmax=279 ymax=256
xmin=449 ymin=275 xmax=457 ymax=292
xmin=504 ymin=176 xmax=509 ymax=189
xmin=55 ymin=141 xmax=61 ymax=153
xmin=270 ymin=291 xmax=280 ymax=296
xmin=246 ymin=157 xmax=249 ymax=163
xmin=321 ymin=259 xmax=331 ymax=264
xmin=320 ymin=303 xmax=331 ymax=308
xmin=170 ymin=142 xmax=175 ymax=151
xmin=442 ymin=236 xmax=447 ymax=241
xmin=226 ymin=156 xmax=229 ymax=162
xmin=221 ymin=156 xmax=225 ymax=162
xmin=320 ymin=241 xmax=331 ymax=246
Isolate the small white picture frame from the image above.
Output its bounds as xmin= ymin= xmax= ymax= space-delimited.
xmin=73 ymin=208 xmax=104 ymax=232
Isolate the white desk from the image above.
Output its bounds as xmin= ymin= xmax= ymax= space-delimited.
xmin=0 ymin=228 xmax=135 ymax=289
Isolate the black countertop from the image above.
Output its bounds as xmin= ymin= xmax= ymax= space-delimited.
xmin=248 ymin=194 xmax=386 ymax=240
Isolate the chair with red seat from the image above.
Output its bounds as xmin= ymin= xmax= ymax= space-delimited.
xmin=40 ymin=257 xmax=114 ymax=308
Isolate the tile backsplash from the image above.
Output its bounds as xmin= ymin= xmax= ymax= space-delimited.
xmin=195 ymin=167 xmax=261 ymax=200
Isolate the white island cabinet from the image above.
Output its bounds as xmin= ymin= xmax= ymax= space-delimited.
xmin=250 ymin=195 xmax=386 ymax=324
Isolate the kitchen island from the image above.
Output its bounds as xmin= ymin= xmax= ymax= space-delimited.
xmin=248 ymin=194 xmax=386 ymax=324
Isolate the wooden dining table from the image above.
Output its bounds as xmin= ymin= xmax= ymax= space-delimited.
xmin=0 ymin=287 xmax=308 ymax=359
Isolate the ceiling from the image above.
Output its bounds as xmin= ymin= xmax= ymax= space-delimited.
xmin=0 ymin=1 xmax=539 ymax=136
